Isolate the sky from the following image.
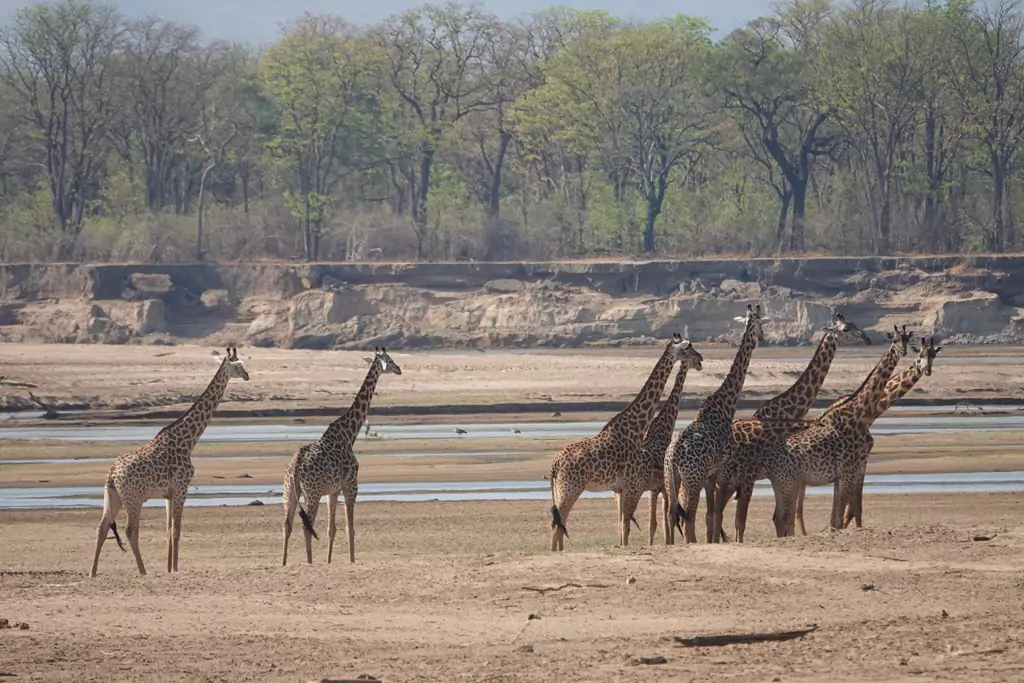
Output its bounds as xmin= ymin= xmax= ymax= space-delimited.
xmin=0 ymin=0 xmax=774 ymax=45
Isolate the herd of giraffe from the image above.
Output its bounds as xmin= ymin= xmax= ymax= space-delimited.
xmin=548 ymin=305 xmax=941 ymax=551
xmin=86 ymin=304 xmax=941 ymax=578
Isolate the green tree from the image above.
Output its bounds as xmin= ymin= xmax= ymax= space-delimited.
xmin=260 ymin=14 xmax=386 ymax=260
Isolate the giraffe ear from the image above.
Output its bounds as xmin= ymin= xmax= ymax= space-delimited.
xmin=911 ymin=345 xmax=920 ymax=353
xmin=733 ymin=316 xmax=747 ymax=324
xmin=363 ymin=357 xmax=374 ymax=365
xmin=934 ymin=346 xmax=942 ymax=354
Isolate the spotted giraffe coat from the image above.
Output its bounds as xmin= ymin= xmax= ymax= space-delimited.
xmin=548 ymin=335 xmax=701 ymax=550
xmin=664 ymin=304 xmax=767 ymax=544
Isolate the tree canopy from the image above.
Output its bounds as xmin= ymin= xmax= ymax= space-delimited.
xmin=1 ymin=0 xmax=1023 ymax=261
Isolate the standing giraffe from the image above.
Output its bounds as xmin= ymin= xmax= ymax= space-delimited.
xmin=664 ymin=304 xmax=770 ymax=544
xmin=282 ymin=347 xmax=402 ymax=565
xmin=712 ymin=319 xmax=874 ymax=542
xmin=794 ymin=337 xmax=941 ymax=532
xmin=637 ymin=350 xmax=704 ymax=545
xmin=711 ymin=329 xmax=839 ymax=543
xmin=764 ymin=324 xmax=913 ymax=536
xmin=548 ymin=334 xmax=702 ymax=551
xmin=89 ymin=348 xmax=250 ymax=577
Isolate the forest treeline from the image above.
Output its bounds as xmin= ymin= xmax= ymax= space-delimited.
xmin=1 ymin=0 xmax=1023 ymax=262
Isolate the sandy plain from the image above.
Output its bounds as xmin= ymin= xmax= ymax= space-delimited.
xmin=3 ymin=342 xmax=1024 ymax=681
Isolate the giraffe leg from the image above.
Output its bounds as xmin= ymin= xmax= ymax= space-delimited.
xmin=830 ymin=478 xmax=846 ymax=531
xmin=343 ymin=483 xmax=357 ymax=563
xmin=681 ymin=480 xmax=702 ymax=544
xmin=648 ymin=489 xmax=659 ymax=546
xmin=664 ymin=463 xmax=683 ymax=546
xmin=796 ymin=486 xmax=807 ymax=536
xmin=171 ymin=496 xmax=185 ymax=572
xmin=844 ymin=466 xmax=866 ymax=529
xmin=125 ymin=503 xmax=147 ymax=577
xmin=618 ymin=490 xmax=642 ymax=547
xmin=770 ymin=479 xmax=796 ymax=538
xmin=302 ymin=492 xmax=322 ymax=565
xmin=734 ymin=481 xmax=754 ymax=543
xmin=704 ymin=477 xmax=718 ymax=544
xmin=165 ymin=499 xmax=174 ymax=573
xmin=90 ymin=482 xmax=123 ymax=578
xmin=712 ymin=477 xmax=732 ymax=544
xmin=326 ymin=493 xmax=339 ymax=564
xmin=661 ymin=488 xmax=671 ymax=545
xmin=282 ymin=472 xmax=301 ymax=566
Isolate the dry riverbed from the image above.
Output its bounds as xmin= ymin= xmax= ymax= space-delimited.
xmin=3 ymin=495 xmax=1024 ymax=682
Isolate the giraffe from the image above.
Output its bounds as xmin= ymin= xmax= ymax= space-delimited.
xmin=710 ymin=329 xmax=840 ymax=543
xmin=712 ymin=317 xmax=875 ymax=542
xmin=548 ymin=334 xmax=702 ymax=551
xmin=282 ymin=347 xmax=402 ymax=565
xmin=664 ymin=303 xmax=770 ymax=544
xmin=89 ymin=348 xmax=250 ymax=577
xmin=793 ymin=337 xmax=942 ymax=532
xmin=764 ymin=324 xmax=913 ymax=536
xmin=638 ymin=351 xmax=704 ymax=545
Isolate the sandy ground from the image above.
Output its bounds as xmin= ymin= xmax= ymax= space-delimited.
xmin=3 ymin=495 xmax=1024 ymax=682
xmin=0 ymin=342 xmax=1021 ymax=418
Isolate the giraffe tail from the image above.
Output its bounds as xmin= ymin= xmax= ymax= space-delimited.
xmin=102 ymin=477 xmax=125 ymax=552
xmin=549 ymin=469 xmax=568 ymax=538
xmin=109 ymin=520 xmax=126 ymax=552
xmin=298 ymin=507 xmax=319 ymax=540
xmin=665 ymin=462 xmax=686 ymax=535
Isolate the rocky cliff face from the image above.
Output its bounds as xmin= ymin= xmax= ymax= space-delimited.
xmin=1 ymin=257 xmax=1022 ymax=348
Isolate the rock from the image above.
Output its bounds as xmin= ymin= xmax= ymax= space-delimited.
xmin=632 ymin=656 xmax=666 ymax=665
xmin=0 ymin=618 xmax=8 ymax=629
xmin=321 ymin=274 xmax=347 ymax=292
xmin=922 ymin=294 xmax=1012 ymax=338
xmin=122 ymin=273 xmax=173 ymax=300
xmin=626 ymin=576 xmax=636 ymax=585
xmin=200 ymin=289 xmax=233 ymax=311
xmin=483 ymin=279 xmax=524 ymax=293
xmin=516 ymin=644 xmax=534 ymax=653
xmin=247 ymin=500 xmax=264 ymax=506
xmin=106 ymin=300 xmax=166 ymax=336
xmin=719 ymin=278 xmax=763 ymax=299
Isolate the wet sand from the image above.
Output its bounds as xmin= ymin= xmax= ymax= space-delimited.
xmin=0 ymin=343 xmax=1021 ymax=419
xmin=4 ymin=430 xmax=1024 ymax=489
xmin=3 ymin=495 xmax=1024 ymax=682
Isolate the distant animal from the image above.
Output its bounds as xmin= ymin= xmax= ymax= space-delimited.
xmin=552 ymin=411 xmax=562 ymax=418
xmin=511 ymin=427 xmax=522 ymax=435
xmin=364 ymin=422 xmax=371 ymax=436
xmin=454 ymin=427 xmax=467 ymax=435
xmin=826 ymin=312 xmax=872 ymax=345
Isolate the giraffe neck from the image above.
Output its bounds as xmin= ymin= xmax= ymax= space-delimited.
xmin=323 ymin=361 xmax=384 ymax=450
xmin=159 ymin=361 xmax=233 ymax=453
xmin=821 ymin=339 xmax=903 ymax=427
xmin=754 ymin=333 xmax=837 ymax=421
xmin=644 ymin=365 xmax=689 ymax=446
xmin=603 ymin=345 xmax=678 ymax=437
xmin=701 ymin=318 xmax=759 ymax=418
xmin=865 ymin=361 xmax=925 ymax=425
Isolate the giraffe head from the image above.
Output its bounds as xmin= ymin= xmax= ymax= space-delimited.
xmin=733 ymin=303 xmax=771 ymax=342
xmin=885 ymin=324 xmax=913 ymax=357
xmin=217 ymin=347 xmax=250 ymax=381
xmin=666 ymin=332 xmax=703 ymax=370
xmin=909 ymin=336 xmax=942 ymax=376
xmin=365 ymin=346 xmax=402 ymax=376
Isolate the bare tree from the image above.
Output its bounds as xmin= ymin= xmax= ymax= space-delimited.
xmin=0 ymin=0 xmax=124 ymax=257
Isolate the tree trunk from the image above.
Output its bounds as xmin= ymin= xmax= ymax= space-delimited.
xmin=641 ymin=174 xmax=667 ymax=253
xmin=488 ymin=131 xmax=512 ymax=219
xmin=195 ymin=165 xmax=212 ymax=261
xmin=412 ymin=142 xmax=435 ymax=260
xmin=776 ymin=186 xmax=793 ymax=251
xmin=992 ymin=151 xmax=1005 ymax=252
xmin=790 ymin=179 xmax=807 ymax=252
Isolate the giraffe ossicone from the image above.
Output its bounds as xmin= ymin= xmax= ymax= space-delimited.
xmin=89 ymin=347 xmax=250 ymax=578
